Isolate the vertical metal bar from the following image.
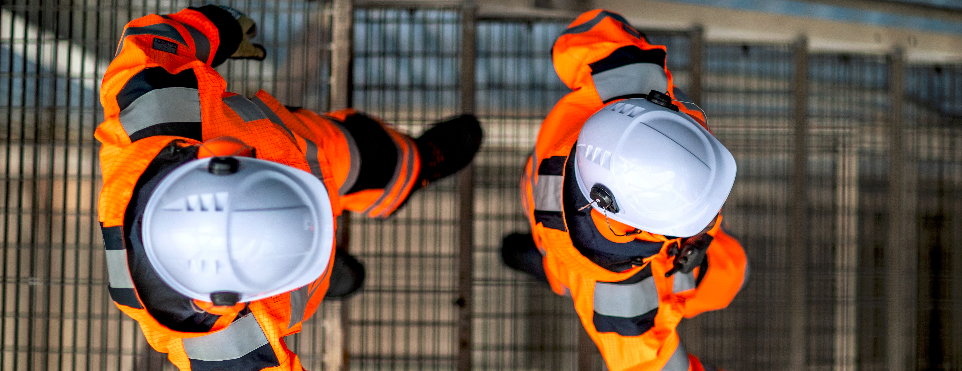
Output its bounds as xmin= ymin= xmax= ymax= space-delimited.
xmin=678 ymin=26 xmax=706 ymax=359
xmin=688 ymin=25 xmax=703 ymax=106
xmin=26 ymin=4 xmax=43 ymax=369
xmin=43 ymin=4 xmax=64 ymax=369
xmin=577 ymin=323 xmax=595 ymax=371
xmin=788 ymin=35 xmax=809 ymax=371
xmin=885 ymin=46 xmax=912 ymax=371
xmin=331 ymin=0 xmax=352 ymax=111
xmin=2 ymin=4 xmax=17 ymax=370
xmin=457 ymin=4 xmax=477 ymax=371
xmin=834 ymin=134 xmax=858 ymax=371
xmin=57 ymin=2 xmax=76 ymax=368
xmin=954 ymin=67 xmax=962 ymax=371
xmin=329 ymin=1 xmax=353 ymax=370
xmin=74 ymin=1 xmax=90 ymax=368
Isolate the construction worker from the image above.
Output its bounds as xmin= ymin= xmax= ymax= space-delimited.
xmin=501 ymin=10 xmax=748 ymax=371
xmin=96 ymin=5 xmax=482 ymax=370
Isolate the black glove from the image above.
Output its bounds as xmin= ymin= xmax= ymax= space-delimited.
xmin=216 ymin=5 xmax=266 ymax=60
xmin=665 ymin=233 xmax=713 ymax=277
xmin=193 ymin=5 xmax=266 ymax=66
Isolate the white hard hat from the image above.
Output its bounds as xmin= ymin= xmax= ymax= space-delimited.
xmin=142 ymin=156 xmax=335 ymax=304
xmin=573 ymin=93 xmax=736 ymax=237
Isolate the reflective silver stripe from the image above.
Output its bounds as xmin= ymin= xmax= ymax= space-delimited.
xmin=363 ymin=136 xmax=407 ymax=216
xmin=662 ymin=342 xmax=690 ymax=371
xmin=673 ymin=271 xmax=695 ymax=293
xmin=672 ymin=87 xmax=700 ymax=111
xmin=251 ymin=97 xmax=296 ymax=140
xmin=533 ymin=174 xmax=563 ymax=212
xmin=333 ymin=122 xmax=361 ymax=195
xmin=592 ymin=63 xmax=668 ymax=102
xmin=117 ymin=23 xmax=187 ymax=56
xmin=181 ymin=23 xmax=211 ymax=64
xmin=594 ymin=276 xmax=659 ymax=318
xmin=303 ymin=139 xmax=325 ymax=179
xmin=288 ymin=285 xmax=310 ymax=329
xmin=376 ymin=136 xmax=418 ymax=216
xmin=223 ymin=95 xmax=268 ymax=122
xmin=105 ymin=250 xmax=135 ymax=289
xmin=364 ymin=143 xmax=404 ymax=217
xmin=119 ymin=87 xmax=200 ymax=136
xmin=183 ymin=314 xmax=269 ymax=361
xmin=561 ymin=11 xmax=639 ymax=38
xmin=741 ymin=258 xmax=751 ymax=291
xmin=528 ymin=152 xmax=538 ymax=204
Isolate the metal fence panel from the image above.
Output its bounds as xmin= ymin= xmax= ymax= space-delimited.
xmin=699 ymin=42 xmax=797 ymax=370
xmin=350 ymin=7 xmax=464 ymax=370
xmin=0 ymin=1 xmax=337 ymax=370
xmin=3 ymin=1 xmax=962 ymax=370
xmin=474 ymin=18 xmax=579 ymax=371
xmin=906 ymin=64 xmax=962 ymax=371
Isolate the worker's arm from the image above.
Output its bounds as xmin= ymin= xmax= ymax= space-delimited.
xmin=285 ymin=107 xmax=424 ymax=218
xmin=681 ymin=217 xmax=749 ymax=317
xmin=96 ymin=5 xmax=246 ymax=147
xmin=96 ymin=5 xmax=250 ymax=316
xmin=540 ymin=9 xmax=706 ymax=148
xmin=96 ymin=5 xmax=250 ymax=226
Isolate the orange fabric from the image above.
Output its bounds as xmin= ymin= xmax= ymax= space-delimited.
xmin=322 ymin=110 xmax=422 ymax=218
xmin=591 ymin=210 xmax=650 ymax=243
xmin=522 ymin=10 xmax=746 ymax=371
xmin=96 ymin=9 xmax=404 ymax=371
xmin=688 ymin=354 xmax=706 ymax=371
xmin=551 ymin=9 xmax=706 ymax=129
xmin=196 ymin=136 xmax=255 ymax=158
xmin=365 ymin=128 xmax=420 ymax=217
xmin=677 ymin=218 xmax=748 ymax=318
xmin=191 ymin=300 xmax=247 ymax=316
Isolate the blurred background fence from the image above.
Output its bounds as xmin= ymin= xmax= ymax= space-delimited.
xmin=1 ymin=0 xmax=961 ymax=370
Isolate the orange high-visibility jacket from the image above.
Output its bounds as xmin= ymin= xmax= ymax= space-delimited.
xmin=96 ymin=7 xmax=421 ymax=371
xmin=520 ymin=10 xmax=748 ymax=371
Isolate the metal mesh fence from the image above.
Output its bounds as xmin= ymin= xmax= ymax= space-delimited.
xmin=2 ymin=1 xmax=962 ymax=370
xmin=473 ymin=17 xmax=578 ymax=371
xmin=0 ymin=1 xmax=337 ymax=370
xmin=698 ymin=42 xmax=798 ymax=370
xmin=906 ymin=64 xmax=962 ymax=371
xmin=348 ymin=7 xmax=464 ymax=370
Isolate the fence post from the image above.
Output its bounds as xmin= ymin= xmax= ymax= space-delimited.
xmin=788 ymin=35 xmax=809 ymax=371
xmin=457 ymin=3 xmax=478 ymax=371
xmin=578 ymin=323 xmax=595 ymax=371
xmin=885 ymin=46 xmax=914 ymax=371
xmin=834 ymin=133 xmax=858 ymax=371
xmin=677 ymin=24 xmax=706 ymax=357
xmin=688 ymin=25 xmax=704 ymax=107
xmin=329 ymin=0 xmax=353 ymax=370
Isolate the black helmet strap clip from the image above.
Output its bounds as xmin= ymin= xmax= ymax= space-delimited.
xmin=578 ymin=183 xmax=642 ymax=237
xmin=589 ymin=184 xmax=618 ymax=213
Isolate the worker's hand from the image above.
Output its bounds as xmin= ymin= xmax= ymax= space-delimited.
xmin=217 ymin=6 xmax=266 ymax=60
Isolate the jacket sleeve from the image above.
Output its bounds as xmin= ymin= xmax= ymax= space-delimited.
xmin=95 ymin=6 xmax=240 ymax=225
xmin=96 ymin=6 xmax=239 ymax=150
xmin=545 ymin=9 xmax=707 ymax=139
xmin=681 ymin=217 xmax=749 ymax=317
xmin=287 ymin=108 xmax=423 ymax=218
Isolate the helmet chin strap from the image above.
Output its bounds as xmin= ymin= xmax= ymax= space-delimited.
xmin=672 ymin=98 xmax=710 ymax=127
xmin=578 ymin=199 xmax=643 ymax=237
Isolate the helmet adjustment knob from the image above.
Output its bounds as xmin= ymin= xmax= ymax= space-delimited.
xmin=589 ymin=184 xmax=619 ymax=213
xmin=208 ymin=157 xmax=240 ymax=175
xmin=645 ymin=90 xmax=678 ymax=111
xmin=210 ymin=291 xmax=241 ymax=306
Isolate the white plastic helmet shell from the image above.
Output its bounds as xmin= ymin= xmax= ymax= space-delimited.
xmin=573 ymin=97 xmax=736 ymax=237
xmin=142 ymin=157 xmax=335 ymax=303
